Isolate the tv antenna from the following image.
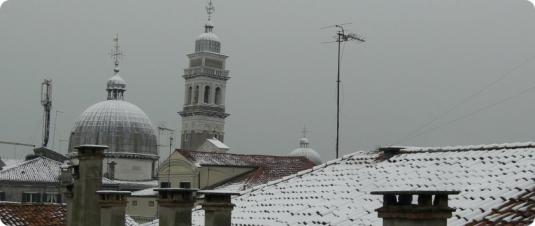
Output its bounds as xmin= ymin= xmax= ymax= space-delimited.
xmin=322 ymin=23 xmax=365 ymax=159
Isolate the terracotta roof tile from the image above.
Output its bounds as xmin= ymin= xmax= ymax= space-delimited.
xmin=178 ymin=150 xmax=316 ymax=191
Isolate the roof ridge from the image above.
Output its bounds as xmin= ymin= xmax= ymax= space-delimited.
xmin=238 ymin=152 xmax=361 ymax=195
xmin=400 ymin=141 xmax=535 ymax=153
xmin=180 ymin=149 xmax=312 ymax=159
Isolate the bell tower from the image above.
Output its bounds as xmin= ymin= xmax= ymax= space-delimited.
xmin=179 ymin=0 xmax=230 ymax=150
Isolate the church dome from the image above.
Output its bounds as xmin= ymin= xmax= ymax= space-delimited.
xmin=69 ymin=100 xmax=157 ymax=155
xmin=195 ymin=23 xmax=221 ymax=53
xmin=290 ymin=136 xmax=322 ymax=165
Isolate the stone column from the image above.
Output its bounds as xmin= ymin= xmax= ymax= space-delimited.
xmin=371 ymin=190 xmax=460 ymax=226
xmin=97 ymin=190 xmax=131 ymax=226
xmin=156 ymin=188 xmax=198 ymax=226
xmin=70 ymin=145 xmax=107 ymax=226
xmin=198 ymin=190 xmax=240 ymax=226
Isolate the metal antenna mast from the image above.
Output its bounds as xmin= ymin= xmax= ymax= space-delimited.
xmin=51 ymin=110 xmax=63 ymax=150
xmin=41 ymin=79 xmax=53 ymax=148
xmin=322 ymin=23 xmax=365 ymax=159
xmin=157 ymin=126 xmax=175 ymax=184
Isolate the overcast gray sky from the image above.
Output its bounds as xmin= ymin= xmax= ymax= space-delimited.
xmin=1 ymin=0 xmax=535 ymax=161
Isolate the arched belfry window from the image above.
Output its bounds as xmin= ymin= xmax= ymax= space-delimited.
xmin=186 ymin=86 xmax=192 ymax=105
xmin=215 ymin=87 xmax=222 ymax=105
xmin=194 ymin=86 xmax=200 ymax=104
xmin=204 ymin=86 xmax=211 ymax=104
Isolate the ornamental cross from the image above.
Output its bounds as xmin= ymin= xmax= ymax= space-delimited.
xmin=206 ymin=0 xmax=215 ymax=21
xmin=302 ymin=125 xmax=308 ymax=138
xmin=110 ymin=34 xmax=124 ymax=67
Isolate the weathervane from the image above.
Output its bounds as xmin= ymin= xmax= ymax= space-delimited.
xmin=110 ymin=34 xmax=124 ymax=72
xmin=206 ymin=0 xmax=215 ymax=21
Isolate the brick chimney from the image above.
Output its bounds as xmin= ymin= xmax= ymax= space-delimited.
xmin=371 ymin=190 xmax=460 ymax=226
xmin=198 ymin=190 xmax=240 ymax=226
xmin=97 ymin=190 xmax=131 ymax=226
xmin=155 ymin=188 xmax=198 ymax=226
xmin=69 ymin=145 xmax=107 ymax=226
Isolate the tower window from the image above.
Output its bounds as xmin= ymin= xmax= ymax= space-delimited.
xmin=204 ymin=86 xmax=211 ymax=103
xmin=186 ymin=86 xmax=192 ymax=105
xmin=215 ymin=87 xmax=222 ymax=105
xmin=194 ymin=86 xmax=200 ymax=104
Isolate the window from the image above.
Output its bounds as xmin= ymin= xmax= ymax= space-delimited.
xmin=160 ymin=182 xmax=170 ymax=188
xmin=132 ymin=200 xmax=138 ymax=206
xmin=204 ymin=86 xmax=211 ymax=104
xmin=0 ymin=192 xmax=5 ymax=201
xmin=194 ymin=86 xmax=200 ymax=104
xmin=44 ymin=193 xmax=61 ymax=203
xmin=22 ymin=192 xmax=41 ymax=203
xmin=214 ymin=87 xmax=222 ymax=105
xmin=148 ymin=201 xmax=155 ymax=207
xmin=179 ymin=182 xmax=191 ymax=189
xmin=186 ymin=86 xmax=192 ymax=105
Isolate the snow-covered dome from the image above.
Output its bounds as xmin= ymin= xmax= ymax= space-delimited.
xmin=195 ymin=23 xmax=221 ymax=53
xmin=290 ymin=137 xmax=322 ymax=165
xmin=107 ymin=74 xmax=126 ymax=91
xmin=68 ymin=100 xmax=157 ymax=155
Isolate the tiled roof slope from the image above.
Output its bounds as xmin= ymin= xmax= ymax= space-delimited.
xmin=187 ymin=142 xmax=535 ymax=226
xmin=0 ymin=203 xmax=65 ymax=226
xmin=466 ymin=188 xmax=534 ymax=225
xmin=0 ymin=157 xmax=62 ymax=183
xmin=0 ymin=202 xmax=139 ymax=226
xmin=178 ymin=150 xmax=316 ymax=191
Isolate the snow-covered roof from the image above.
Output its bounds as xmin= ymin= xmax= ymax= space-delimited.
xmin=177 ymin=150 xmax=316 ymax=191
xmin=131 ymin=187 xmax=158 ymax=197
xmin=0 ymin=159 xmax=23 ymax=171
xmin=176 ymin=142 xmax=534 ymax=226
xmin=0 ymin=202 xmax=139 ymax=226
xmin=206 ymin=138 xmax=229 ymax=149
xmin=0 ymin=157 xmax=62 ymax=183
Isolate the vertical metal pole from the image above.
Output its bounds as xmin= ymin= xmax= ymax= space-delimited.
xmin=336 ymin=31 xmax=341 ymax=159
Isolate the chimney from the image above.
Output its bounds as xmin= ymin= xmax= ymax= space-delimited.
xmin=371 ymin=190 xmax=460 ymax=226
xmin=59 ymin=163 xmax=74 ymax=226
xmin=155 ymin=188 xmax=198 ymax=226
xmin=96 ymin=190 xmax=131 ymax=226
xmin=198 ymin=190 xmax=240 ymax=226
xmin=378 ymin=146 xmax=404 ymax=159
xmin=69 ymin=145 xmax=107 ymax=226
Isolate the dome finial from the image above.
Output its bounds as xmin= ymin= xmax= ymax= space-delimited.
xmin=204 ymin=0 xmax=215 ymax=33
xmin=110 ymin=33 xmax=123 ymax=73
xmin=299 ymin=126 xmax=309 ymax=148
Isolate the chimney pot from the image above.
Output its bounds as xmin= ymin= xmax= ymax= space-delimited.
xmin=155 ymin=188 xmax=198 ymax=226
xmin=97 ymin=190 xmax=131 ymax=226
xmin=371 ymin=190 xmax=460 ymax=226
xmin=198 ymin=190 xmax=240 ymax=226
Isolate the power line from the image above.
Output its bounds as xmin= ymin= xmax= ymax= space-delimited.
xmin=397 ymin=82 xmax=535 ymax=144
xmin=392 ymin=54 xmax=535 ymax=145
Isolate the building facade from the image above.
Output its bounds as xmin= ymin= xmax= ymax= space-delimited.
xmin=179 ymin=0 xmax=230 ymax=151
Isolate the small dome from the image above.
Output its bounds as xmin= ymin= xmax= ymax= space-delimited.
xmin=68 ymin=100 xmax=157 ymax=156
xmin=290 ymin=148 xmax=322 ymax=165
xmin=195 ymin=23 xmax=221 ymax=53
xmin=107 ymin=74 xmax=126 ymax=91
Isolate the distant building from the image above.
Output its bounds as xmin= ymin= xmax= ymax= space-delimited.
xmin=158 ymin=149 xmax=315 ymax=190
xmin=289 ymin=133 xmax=322 ymax=165
xmin=178 ymin=0 xmax=230 ymax=151
xmin=67 ymin=36 xmax=158 ymax=182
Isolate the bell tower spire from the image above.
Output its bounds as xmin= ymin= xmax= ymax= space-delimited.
xmin=179 ymin=0 xmax=230 ymax=150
